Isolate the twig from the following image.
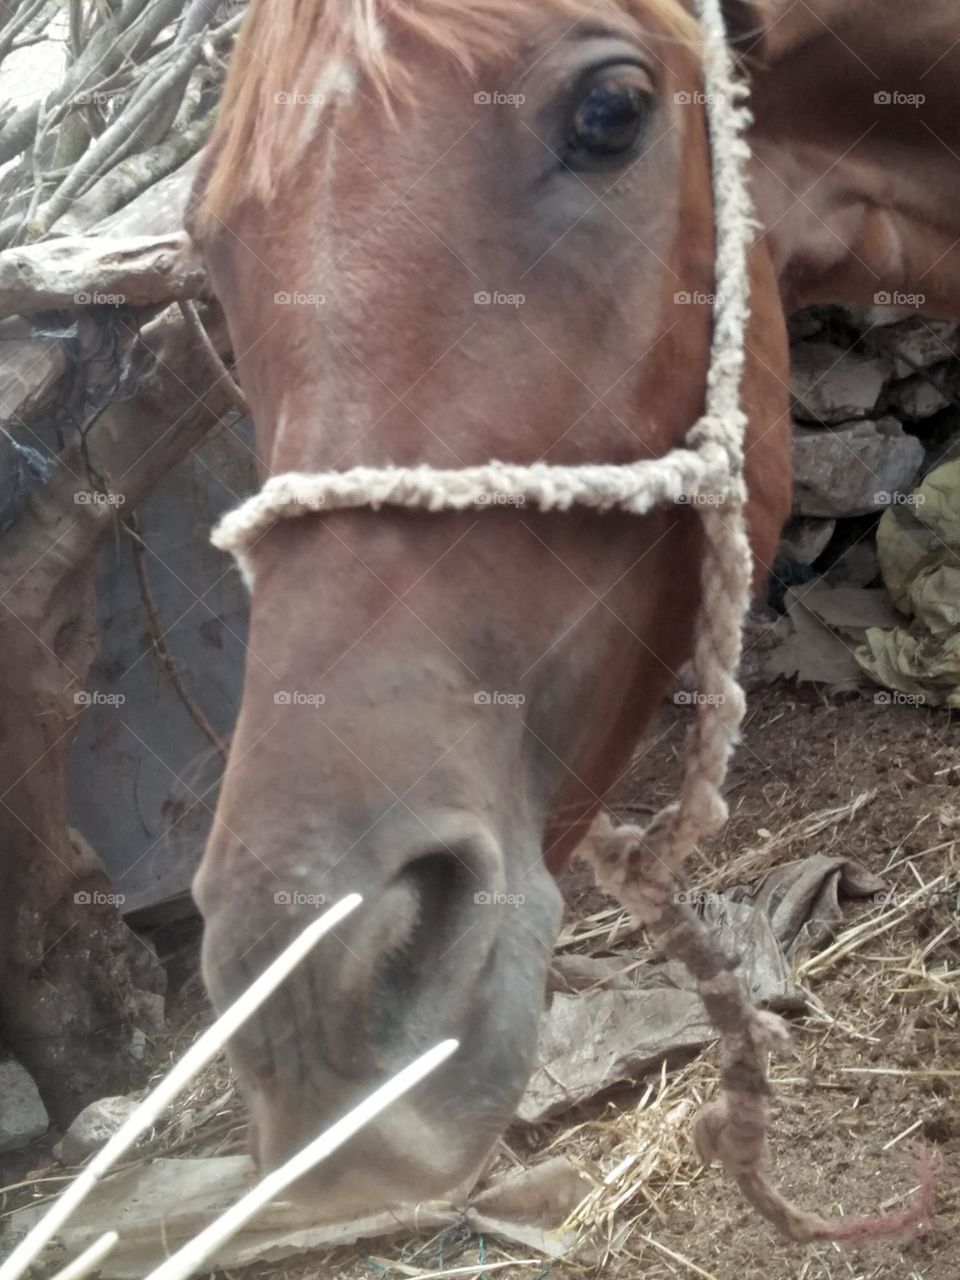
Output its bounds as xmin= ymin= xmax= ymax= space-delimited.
xmin=178 ymin=299 xmax=248 ymax=415
xmin=46 ymin=1232 xmax=119 ymax=1280
xmin=122 ymin=512 xmax=229 ymax=765
xmin=67 ymin=0 xmax=83 ymax=60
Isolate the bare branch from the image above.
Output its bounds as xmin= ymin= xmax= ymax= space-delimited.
xmin=0 ymin=233 xmax=207 ymax=315
xmin=0 ymin=0 xmax=53 ymax=68
xmin=175 ymin=0 xmax=218 ymax=45
xmin=177 ymin=298 xmax=248 ymax=414
xmin=0 ymin=33 xmax=213 ymax=245
xmin=67 ymin=0 xmax=83 ymax=60
xmin=55 ymin=114 xmax=211 ymax=235
xmin=123 ymin=513 xmax=229 ymax=764
xmin=0 ymin=0 xmax=183 ymax=166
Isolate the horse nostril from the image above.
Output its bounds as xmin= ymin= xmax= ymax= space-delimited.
xmin=358 ymin=831 xmax=504 ymax=1054
xmin=375 ymin=852 xmax=473 ymax=1007
xmin=206 ymin=822 xmax=507 ymax=1085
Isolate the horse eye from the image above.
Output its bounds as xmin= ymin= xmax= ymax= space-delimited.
xmin=566 ymin=76 xmax=651 ymax=166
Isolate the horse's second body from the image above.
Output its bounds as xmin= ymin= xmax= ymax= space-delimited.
xmin=186 ymin=0 xmax=960 ymax=1225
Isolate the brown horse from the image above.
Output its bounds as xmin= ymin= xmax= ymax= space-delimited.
xmin=187 ymin=0 xmax=960 ymax=1221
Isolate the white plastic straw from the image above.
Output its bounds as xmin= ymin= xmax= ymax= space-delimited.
xmin=45 ymin=1231 xmax=119 ymax=1280
xmin=143 ymin=1037 xmax=459 ymax=1280
xmin=0 ymin=894 xmax=362 ymax=1280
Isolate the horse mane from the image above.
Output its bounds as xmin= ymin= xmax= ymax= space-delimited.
xmin=193 ymin=0 xmax=701 ymax=235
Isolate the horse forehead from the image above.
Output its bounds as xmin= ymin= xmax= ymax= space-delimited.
xmin=303 ymin=5 xmax=684 ymax=157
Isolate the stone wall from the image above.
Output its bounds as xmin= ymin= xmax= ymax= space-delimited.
xmin=778 ymin=305 xmax=960 ymax=601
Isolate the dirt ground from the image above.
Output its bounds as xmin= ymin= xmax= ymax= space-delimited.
xmin=591 ymin=677 xmax=960 ymax=1280
xmin=3 ymin=674 xmax=958 ymax=1280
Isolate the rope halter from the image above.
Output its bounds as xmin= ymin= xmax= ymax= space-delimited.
xmin=212 ymin=0 xmax=755 ymax=878
xmin=207 ymin=1 xmax=940 ymax=1246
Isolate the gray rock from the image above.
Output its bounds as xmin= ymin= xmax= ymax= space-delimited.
xmin=788 ymin=310 xmax=824 ymax=341
xmin=886 ymin=370 xmax=951 ymax=420
xmin=844 ymin=303 xmax=899 ymax=329
xmin=129 ymin=1029 xmax=148 ymax=1063
xmin=0 ymin=1059 xmax=49 ymax=1153
xmin=858 ymin=304 xmax=927 ymax=328
xmin=780 ymin=516 xmax=836 ymax=565
xmin=793 ymin=417 xmax=924 ymax=517
xmin=791 ymin=342 xmax=888 ymax=424
xmin=134 ymin=990 xmax=166 ymax=1035
xmin=56 ymin=1095 xmax=140 ymax=1166
xmin=824 ymin=542 xmax=880 ymax=588
xmin=884 ymin=317 xmax=958 ymax=379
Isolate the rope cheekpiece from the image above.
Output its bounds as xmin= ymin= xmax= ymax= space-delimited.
xmin=210 ymin=0 xmax=934 ymax=1245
